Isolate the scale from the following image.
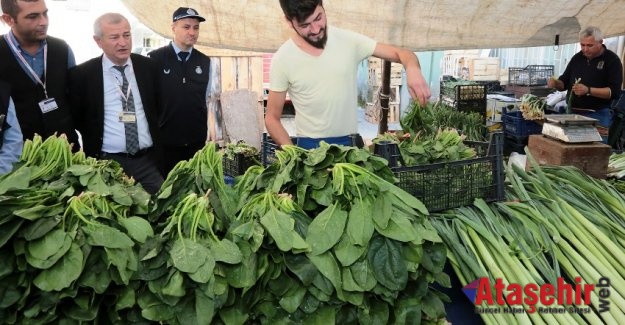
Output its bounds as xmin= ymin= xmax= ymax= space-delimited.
xmin=541 ymin=114 xmax=603 ymax=143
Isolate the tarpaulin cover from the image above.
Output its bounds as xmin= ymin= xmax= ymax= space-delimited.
xmin=120 ymin=0 xmax=625 ymax=52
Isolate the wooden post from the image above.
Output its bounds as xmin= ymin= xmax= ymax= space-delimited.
xmin=378 ymin=60 xmax=391 ymax=134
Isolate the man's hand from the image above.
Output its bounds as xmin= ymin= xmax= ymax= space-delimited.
xmin=265 ymin=90 xmax=293 ymax=146
xmin=373 ymin=44 xmax=431 ymax=107
xmin=405 ymin=65 xmax=431 ymax=106
xmin=547 ymin=77 xmax=564 ymax=91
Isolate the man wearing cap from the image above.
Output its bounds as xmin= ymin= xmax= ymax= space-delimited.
xmin=148 ymin=7 xmax=212 ymax=175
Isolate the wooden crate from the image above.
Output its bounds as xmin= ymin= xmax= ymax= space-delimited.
xmin=526 ymin=135 xmax=611 ymax=179
xmin=368 ymin=58 xmax=403 ymax=87
xmin=462 ymin=57 xmax=501 ymax=81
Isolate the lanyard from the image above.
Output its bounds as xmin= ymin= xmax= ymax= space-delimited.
xmin=113 ymin=70 xmax=132 ymax=111
xmin=6 ymin=35 xmax=49 ymax=98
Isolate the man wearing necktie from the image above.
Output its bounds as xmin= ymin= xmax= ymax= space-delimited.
xmin=68 ymin=13 xmax=164 ymax=194
xmin=148 ymin=7 xmax=212 ymax=175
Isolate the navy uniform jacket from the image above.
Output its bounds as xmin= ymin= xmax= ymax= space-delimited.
xmin=148 ymin=44 xmax=210 ymax=147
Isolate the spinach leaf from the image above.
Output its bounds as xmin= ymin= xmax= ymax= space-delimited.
xmin=367 ymin=236 xmax=407 ymax=291
xmin=350 ymin=259 xmax=377 ymax=291
xmin=0 ymin=218 xmax=24 ymax=248
xmin=26 ymin=228 xmax=69 ymax=261
xmin=208 ymin=237 xmax=242 ymax=264
xmin=307 ymin=251 xmax=343 ymax=297
xmin=260 ymin=209 xmax=295 ymax=252
xmin=346 ymin=198 xmax=374 ymax=246
xmin=357 ymin=300 xmax=389 ymax=325
xmin=161 ymin=270 xmax=186 ymax=297
xmin=170 ymin=238 xmax=210 ymax=274
xmin=393 ymin=297 xmax=422 ymax=325
xmin=284 ymin=254 xmax=318 ymax=286
xmin=278 ymin=285 xmax=306 ymax=313
xmin=33 ymin=242 xmax=83 ymax=291
xmin=83 ymin=224 xmax=134 ymax=248
xmin=25 ymin=230 xmax=72 ymax=269
xmin=188 ymin=255 xmax=216 ymax=284
xmin=0 ymin=166 xmax=31 ymax=194
xmin=375 ymin=213 xmax=419 ymax=242
xmin=119 ymin=216 xmax=154 ymax=243
xmin=372 ymin=191 xmax=393 ymax=229
xmin=20 ymin=217 xmax=60 ymax=241
xmin=306 ymin=203 xmax=347 ymax=255
xmin=334 ymin=233 xmax=366 ymax=267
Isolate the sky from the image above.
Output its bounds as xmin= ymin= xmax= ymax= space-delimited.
xmin=1 ymin=0 xmax=165 ymax=64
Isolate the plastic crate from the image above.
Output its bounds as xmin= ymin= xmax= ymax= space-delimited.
xmin=376 ymin=132 xmax=505 ymax=212
xmin=475 ymin=80 xmax=503 ymax=93
xmin=261 ymin=133 xmax=299 ymax=166
xmin=222 ymin=153 xmax=261 ymax=177
xmin=440 ymin=83 xmax=487 ymax=119
xmin=508 ymin=65 xmax=554 ymax=86
xmin=502 ymin=110 xmax=543 ymax=137
xmin=504 ymin=135 xmax=529 ymax=155
xmin=440 ymin=83 xmax=486 ymax=101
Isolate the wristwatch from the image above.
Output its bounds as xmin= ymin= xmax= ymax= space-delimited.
xmin=586 ymin=87 xmax=591 ymax=96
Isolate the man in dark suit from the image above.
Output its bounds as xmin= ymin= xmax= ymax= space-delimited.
xmin=0 ymin=0 xmax=79 ymax=147
xmin=68 ymin=12 xmax=163 ymax=194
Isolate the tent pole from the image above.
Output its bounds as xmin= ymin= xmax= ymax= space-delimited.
xmin=378 ymin=59 xmax=391 ymax=134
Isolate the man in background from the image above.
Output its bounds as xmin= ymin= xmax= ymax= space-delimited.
xmin=148 ymin=7 xmax=211 ymax=175
xmin=547 ymin=26 xmax=622 ymax=128
xmin=0 ymin=0 xmax=78 ymax=147
xmin=69 ymin=13 xmax=163 ymax=194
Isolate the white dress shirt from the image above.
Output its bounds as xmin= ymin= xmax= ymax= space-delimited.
xmin=100 ymin=56 xmax=153 ymax=153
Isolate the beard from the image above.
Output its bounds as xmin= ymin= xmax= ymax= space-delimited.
xmin=298 ymin=27 xmax=328 ymax=49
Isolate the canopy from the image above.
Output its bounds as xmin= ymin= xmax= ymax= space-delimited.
xmin=121 ymin=0 xmax=625 ymax=52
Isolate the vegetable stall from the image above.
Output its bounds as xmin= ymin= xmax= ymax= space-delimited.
xmin=2 ymin=101 xmax=625 ymax=324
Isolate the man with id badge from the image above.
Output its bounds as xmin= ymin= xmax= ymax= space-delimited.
xmin=0 ymin=0 xmax=79 ymax=147
xmin=69 ymin=13 xmax=164 ymax=194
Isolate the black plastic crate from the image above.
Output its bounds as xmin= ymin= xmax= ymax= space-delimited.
xmin=222 ymin=153 xmax=261 ymax=177
xmin=376 ymin=132 xmax=505 ymax=212
xmin=445 ymin=85 xmax=486 ymax=101
xmin=261 ymin=133 xmax=299 ymax=166
xmin=456 ymin=99 xmax=487 ymax=117
xmin=504 ymin=135 xmax=529 ymax=155
xmin=440 ymin=83 xmax=487 ymax=119
xmin=475 ymin=80 xmax=503 ymax=93
xmin=508 ymin=65 xmax=554 ymax=86
xmin=502 ymin=110 xmax=543 ymax=137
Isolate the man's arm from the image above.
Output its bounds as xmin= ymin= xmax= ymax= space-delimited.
xmin=264 ymin=90 xmax=293 ymax=146
xmin=372 ymin=43 xmax=430 ymax=106
xmin=0 ymin=99 xmax=23 ymax=175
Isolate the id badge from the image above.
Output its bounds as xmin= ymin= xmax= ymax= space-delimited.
xmin=38 ymin=98 xmax=58 ymax=114
xmin=119 ymin=111 xmax=137 ymax=123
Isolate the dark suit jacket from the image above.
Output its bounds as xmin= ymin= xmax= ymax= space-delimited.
xmin=68 ymin=54 xmax=162 ymax=158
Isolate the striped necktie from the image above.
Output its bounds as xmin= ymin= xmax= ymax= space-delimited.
xmin=113 ymin=65 xmax=140 ymax=154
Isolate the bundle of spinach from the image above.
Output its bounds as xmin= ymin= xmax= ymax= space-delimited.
xmin=153 ymin=142 xmax=236 ymax=227
xmin=135 ymin=191 xmax=244 ymax=324
xmin=398 ymin=128 xmax=477 ymax=166
xmin=222 ymin=140 xmax=260 ymax=160
xmin=0 ymin=134 xmax=153 ymax=324
xmin=229 ymin=143 xmax=449 ymax=324
xmin=400 ymin=101 xmax=486 ymax=142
